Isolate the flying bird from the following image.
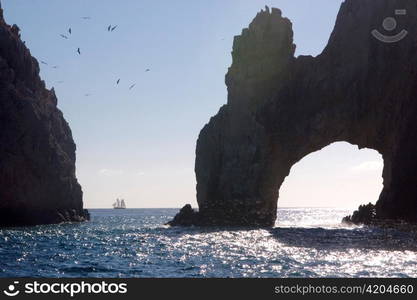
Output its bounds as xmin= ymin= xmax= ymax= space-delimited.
xmin=129 ymin=84 xmax=136 ymax=90
xmin=107 ymin=25 xmax=112 ymax=31
xmin=145 ymin=69 xmax=150 ymax=72
xmin=116 ymin=79 xmax=120 ymax=85
xmin=111 ymin=25 xmax=118 ymax=32
xmin=60 ymin=34 xmax=68 ymax=39
xmin=77 ymin=48 xmax=81 ymax=55
xmin=81 ymin=16 xmax=91 ymax=20
xmin=40 ymin=61 xmax=48 ymax=65
xmin=52 ymin=66 xmax=59 ymax=69
xmin=84 ymin=93 xmax=91 ymax=97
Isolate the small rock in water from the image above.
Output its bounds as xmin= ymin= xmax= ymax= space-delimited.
xmin=166 ymin=204 xmax=198 ymax=226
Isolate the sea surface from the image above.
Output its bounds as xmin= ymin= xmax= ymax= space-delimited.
xmin=1 ymin=208 xmax=417 ymax=278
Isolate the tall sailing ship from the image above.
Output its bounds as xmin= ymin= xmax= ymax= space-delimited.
xmin=113 ymin=198 xmax=126 ymax=209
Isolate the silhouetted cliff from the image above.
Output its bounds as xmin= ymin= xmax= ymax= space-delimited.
xmin=0 ymin=3 xmax=89 ymax=226
xmin=170 ymin=0 xmax=417 ymax=226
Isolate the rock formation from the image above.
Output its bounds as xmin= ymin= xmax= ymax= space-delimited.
xmin=0 ymin=3 xmax=89 ymax=226
xmin=342 ymin=203 xmax=376 ymax=225
xmin=170 ymin=0 xmax=417 ymax=226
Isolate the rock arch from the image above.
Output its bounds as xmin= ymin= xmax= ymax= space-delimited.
xmin=169 ymin=1 xmax=417 ymax=226
xmin=278 ymin=142 xmax=383 ymax=209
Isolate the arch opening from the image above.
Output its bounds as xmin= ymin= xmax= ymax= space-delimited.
xmin=277 ymin=142 xmax=383 ymax=226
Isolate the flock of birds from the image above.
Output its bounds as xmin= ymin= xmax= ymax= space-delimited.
xmin=39 ymin=16 xmax=150 ymax=97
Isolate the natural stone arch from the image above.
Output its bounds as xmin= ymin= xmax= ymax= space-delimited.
xmin=170 ymin=1 xmax=417 ymax=227
xmin=278 ymin=141 xmax=383 ymax=209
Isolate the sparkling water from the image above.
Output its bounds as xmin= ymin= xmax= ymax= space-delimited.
xmin=1 ymin=208 xmax=416 ymax=277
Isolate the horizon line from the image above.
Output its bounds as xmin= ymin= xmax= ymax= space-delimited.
xmin=85 ymin=206 xmax=357 ymax=210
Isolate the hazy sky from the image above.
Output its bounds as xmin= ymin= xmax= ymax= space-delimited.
xmin=2 ymin=0 xmax=383 ymax=208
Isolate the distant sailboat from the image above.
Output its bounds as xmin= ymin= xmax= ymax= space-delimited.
xmin=113 ymin=198 xmax=126 ymax=209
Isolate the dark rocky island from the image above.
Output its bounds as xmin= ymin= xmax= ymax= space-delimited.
xmin=169 ymin=0 xmax=417 ymax=227
xmin=0 ymin=3 xmax=88 ymax=226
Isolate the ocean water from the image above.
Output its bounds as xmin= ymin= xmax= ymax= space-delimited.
xmin=1 ymin=208 xmax=417 ymax=278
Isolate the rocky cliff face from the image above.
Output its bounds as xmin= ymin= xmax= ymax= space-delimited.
xmin=0 ymin=4 xmax=89 ymax=226
xmin=170 ymin=0 xmax=417 ymax=226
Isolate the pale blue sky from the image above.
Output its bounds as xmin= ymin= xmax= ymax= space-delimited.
xmin=2 ymin=0 xmax=383 ymax=208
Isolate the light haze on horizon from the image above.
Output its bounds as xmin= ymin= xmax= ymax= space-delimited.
xmin=2 ymin=0 xmax=383 ymax=209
